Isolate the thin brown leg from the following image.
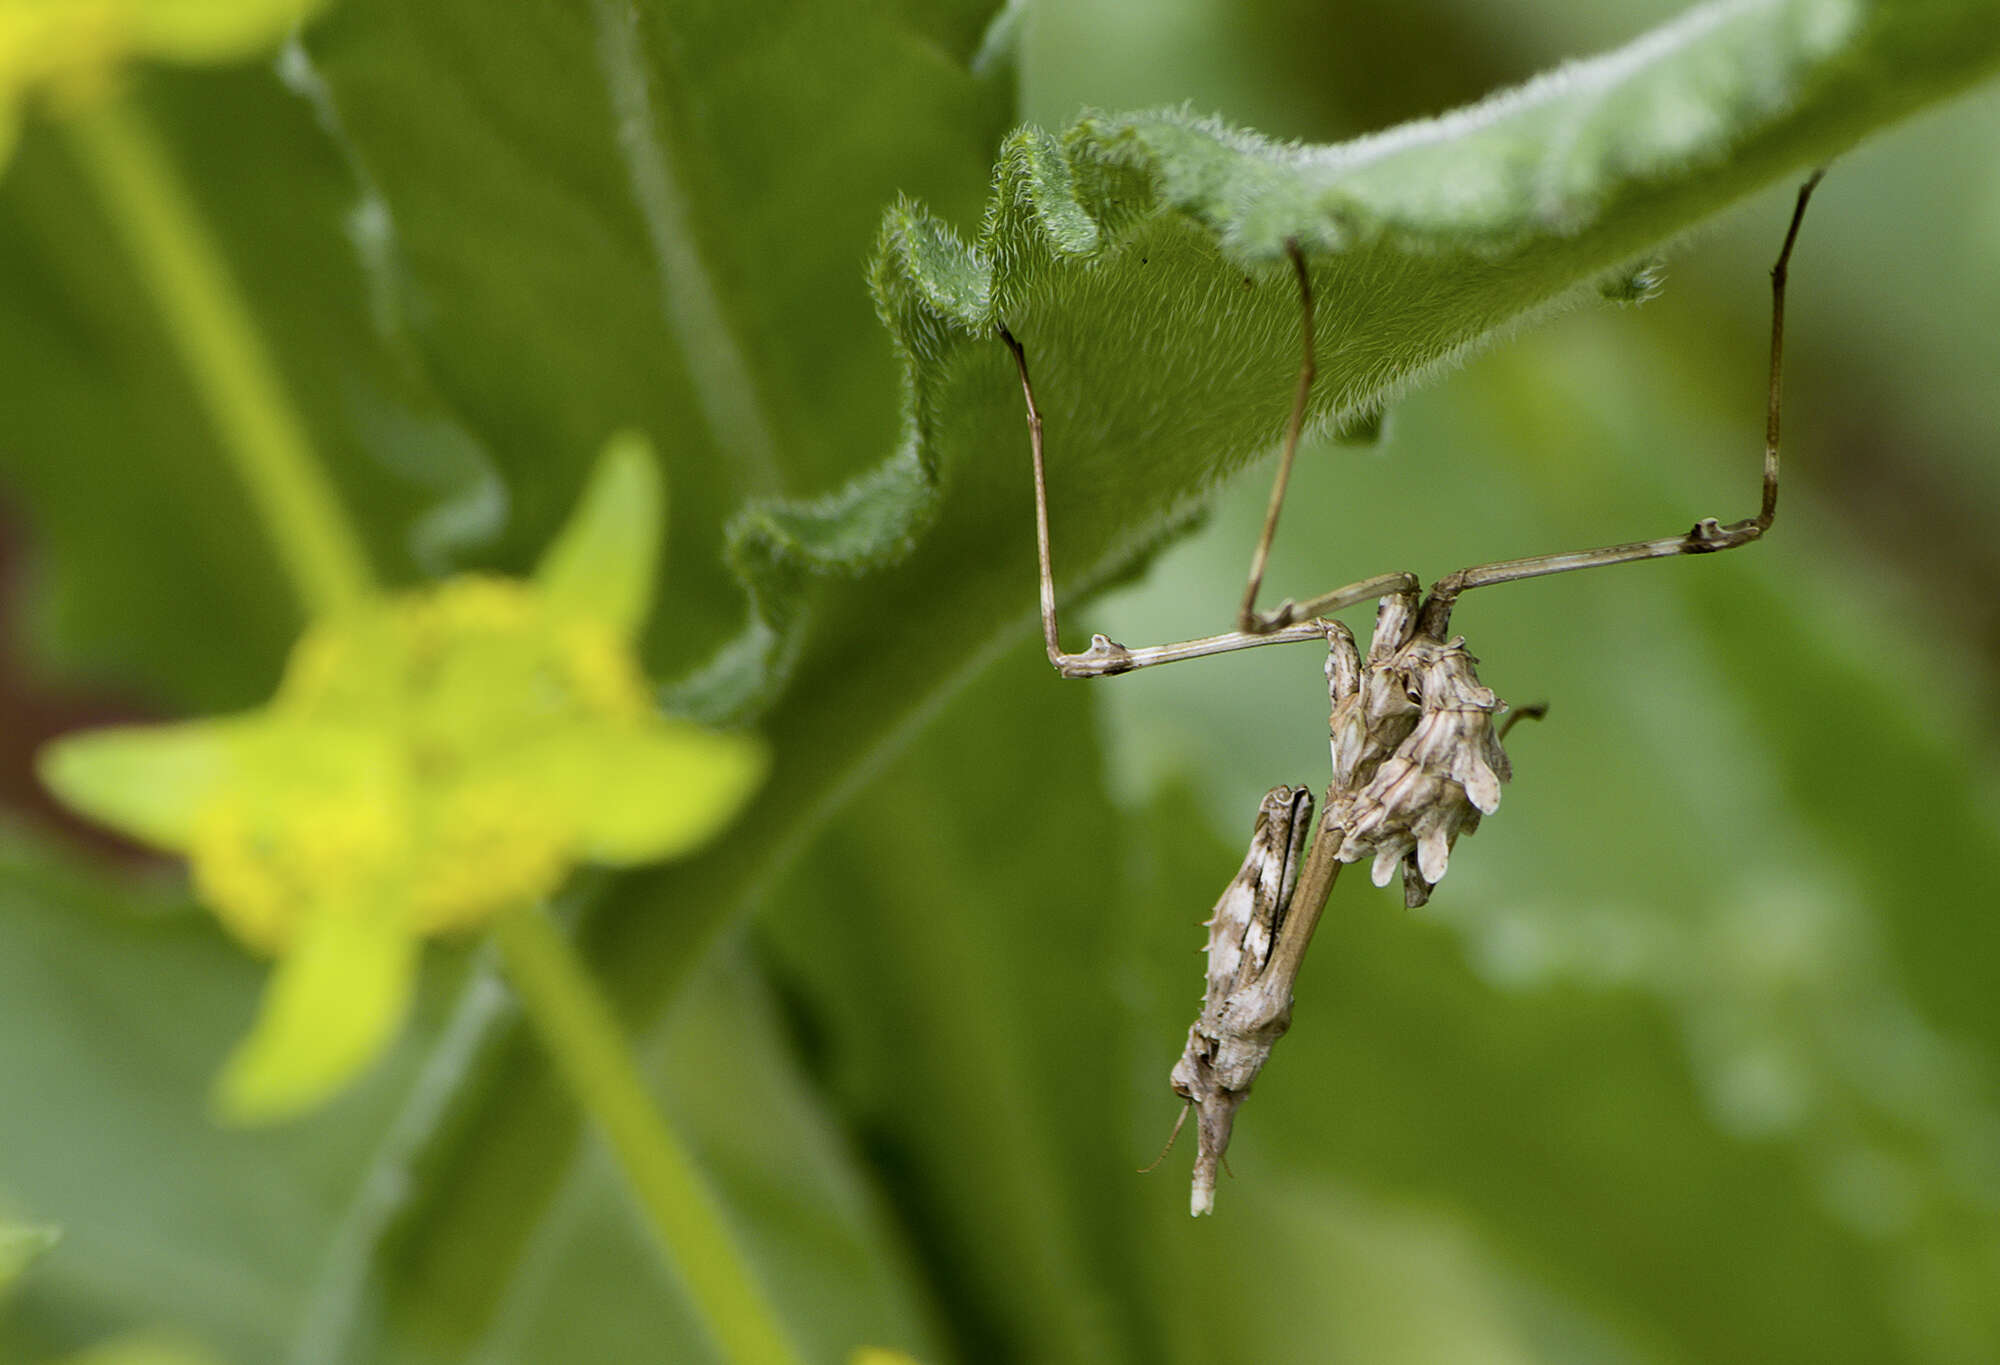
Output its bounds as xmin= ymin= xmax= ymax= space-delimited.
xmin=1420 ymin=171 xmax=1824 ymax=635
xmin=1237 ymin=239 xmax=1317 ymax=633
xmin=998 ymin=322 xmax=1415 ymax=679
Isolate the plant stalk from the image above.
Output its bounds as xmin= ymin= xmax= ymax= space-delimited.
xmin=491 ymin=901 xmax=802 ymax=1365
xmin=62 ymin=95 xmax=374 ymax=619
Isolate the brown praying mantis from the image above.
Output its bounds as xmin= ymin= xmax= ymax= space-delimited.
xmin=998 ymin=172 xmax=1825 ymax=1215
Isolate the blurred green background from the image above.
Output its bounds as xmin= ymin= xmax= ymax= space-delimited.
xmin=4 ymin=1 xmax=2000 ymax=1363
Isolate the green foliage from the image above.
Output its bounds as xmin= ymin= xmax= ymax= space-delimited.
xmin=0 ymin=1219 xmax=59 ymax=1294
xmin=48 ymin=1331 xmax=226 ymax=1365
xmin=3 ymin=0 xmax=2000 ymax=1362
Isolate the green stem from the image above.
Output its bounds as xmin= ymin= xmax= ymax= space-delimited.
xmin=62 ymin=96 xmax=375 ymax=619
xmin=491 ymin=901 xmax=803 ymax=1365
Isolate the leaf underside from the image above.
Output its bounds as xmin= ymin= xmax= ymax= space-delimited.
xmin=689 ymin=0 xmax=2000 ymax=725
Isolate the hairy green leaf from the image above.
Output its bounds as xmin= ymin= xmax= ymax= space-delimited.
xmin=699 ymin=0 xmax=2000 ymax=722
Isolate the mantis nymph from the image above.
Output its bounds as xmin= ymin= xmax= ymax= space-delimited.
xmin=1001 ymin=174 xmax=1825 ymax=1214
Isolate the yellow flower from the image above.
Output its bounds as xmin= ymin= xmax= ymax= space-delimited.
xmin=0 ymin=0 xmax=327 ymax=169
xmin=40 ymin=433 xmax=768 ymax=1123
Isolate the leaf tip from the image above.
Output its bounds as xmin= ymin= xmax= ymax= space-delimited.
xmin=1599 ymin=255 xmax=1668 ymax=304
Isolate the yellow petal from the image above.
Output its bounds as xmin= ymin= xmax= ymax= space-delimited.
xmin=37 ymin=715 xmax=264 ymax=852
xmin=211 ymin=905 xmax=417 ymax=1125
xmin=533 ymin=430 xmax=664 ymax=639
xmin=126 ymin=0 xmax=330 ymax=64
xmin=0 ymin=2 xmax=123 ymax=115
xmin=522 ymin=716 xmax=768 ymax=865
